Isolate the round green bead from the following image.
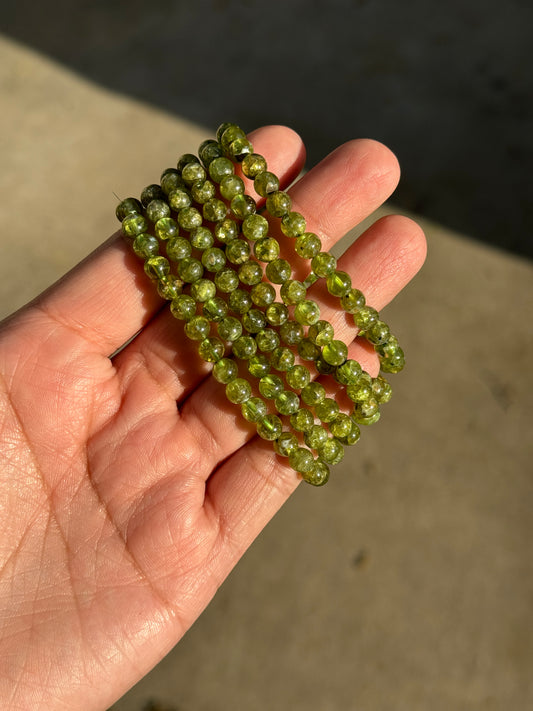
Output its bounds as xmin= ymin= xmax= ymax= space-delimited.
xmin=250 ymin=282 xmax=276 ymax=308
xmin=168 ymin=188 xmax=191 ymax=211
xmin=242 ymin=214 xmax=269 ymax=241
xmin=190 ymin=278 xmax=217 ymax=303
xmin=166 ymin=237 xmax=192 ymax=262
xmin=380 ymin=348 xmax=405 ymax=374
xmin=157 ymin=274 xmax=183 ymax=301
xmin=294 ymin=299 xmax=321 ymax=326
xmin=170 ymin=294 xmax=196 ymax=321
xmin=181 ymin=162 xmax=206 ymax=185
xmin=184 ymin=315 xmax=211 ymax=341
xmin=177 ymin=257 xmax=203 ymax=283
xmin=191 ymin=178 xmax=216 ymax=205
xmin=322 ymin=340 xmax=348 ymax=366
xmin=242 ymin=308 xmax=267 ymax=334
xmin=257 ymin=414 xmax=283 ymax=441
xmin=154 ymin=216 xmax=179 ymax=241
xmin=295 ymin=232 xmax=322 ymax=259
xmin=329 ymin=413 xmax=353 ymax=439
xmin=286 ymin=364 xmax=311 ymax=390
xmin=254 ymin=237 xmax=280 ymax=263
xmin=219 ymin=174 xmax=245 ymax=200
xmin=122 ymin=213 xmax=148 ymax=238
xmin=232 ymin=335 xmax=257 ymax=360
xmin=190 ymin=226 xmax=214 ymax=251
xmin=255 ymin=328 xmax=280 ymax=353
xmin=116 ymin=197 xmax=142 ymax=222
xmin=258 ymin=374 xmax=284 ymax=399
xmin=335 ymin=359 xmax=363 ymax=385
xmin=216 ymin=122 xmax=235 ymax=142
xmin=265 ymin=258 xmax=292 ymax=284
xmin=203 ymin=198 xmax=227 ymax=223
xmin=160 ymin=170 xmax=183 ymax=195
xmin=288 ymin=447 xmax=315 ymax=473
xmin=281 ymin=212 xmax=306 ymax=238
xmin=353 ymin=398 xmax=380 ymax=425
xmin=230 ymin=194 xmax=256 ymax=220
xmin=146 ymin=199 xmax=170 ymax=223
xmin=270 ymin=347 xmax=295 ymax=372
xmin=178 ymin=206 xmax=203 ymax=232
xmin=241 ymin=397 xmax=268 ymax=423
xmin=238 ymin=260 xmax=263 ymax=286
xmin=217 ymin=316 xmax=243 ymax=342
xmin=372 ymin=375 xmax=392 ymax=403
xmin=208 ymin=156 xmax=234 ymax=183
xmin=226 ymin=239 xmax=251 ymax=265
xmin=311 ymin=252 xmax=337 ymax=277
xmin=275 ymin=390 xmax=300 ymax=416
xmin=304 ymin=424 xmax=329 ymax=450
xmin=214 ymin=218 xmax=239 ymax=244
xmin=242 ymin=153 xmax=267 ymax=179
xmin=280 ymin=280 xmax=306 ymax=305
xmin=141 ymin=183 xmax=165 ymax=206
xmin=279 ymin=320 xmax=304 ymax=346
xmin=301 ymin=381 xmax=326 ymax=407
xmin=340 ymin=288 xmax=366 ymax=313
xmin=308 ymin=320 xmax=334 ymax=346
xmin=212 ymin=357 xmax=238 ymax=384
xmin=303 ymin=460 xmax=330 ymax=486
xmin=254 ymin=171 xmax=280 ymax=197
xmin=202 ymin=296 xmax=228 ymax=322
xmin=228 ymin=288 xmax=252 ymax=314
xmin=318 ymin=438 xmax=344 ymax=465
xmin=315 ymin=398 xmax=340 ymax=423
xmin=297 ymin=338 xmax=320 ymax=361
xmin=199 ymin=139 xmax=224 ymax=168
xmin=265 ymin=302 xmax=289 ymax=327
xmin=339 ymin=420 xmax=361 ymax=446
xmin=248 ymin=354 xmax=271 ymax=378
xmin=220 ymin=124 xmax=246 ymax=150
xmin=266 ymin=191 xmax=292 ymax=218
xmin=289 ymin=408 xmax=315 ymax=433
xmin=367 ymin=320 xmax=391 ymax=346
xmin=215 ymin=268 xmax=240 ymax=293
xmin=353 ymin=306 xmax=379 ymax=332
xmin=133 ymin=233 xmax=159 ymax=259
xmin=198 ymin=337 xmax=225 ymax=363
xmin=347 ymin=379 xmax=373 ymax=403
xmin=144 ymin=256 xmax=170 ymax=281
xmin=327 ymin=270 xmax=352 ymax=297
xmin=226 ymin=378 xmax=252 ymax=404
xmin=228 ymin=137 xmax=253 ymax=161
xmin=274 ymin=432 xmax=299 ymax=457
xmin=177 ymin=153 xmax=199 ymax=172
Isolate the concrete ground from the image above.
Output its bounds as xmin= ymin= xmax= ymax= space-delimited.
xmin=1 ymin=34 xmax=532 ymax=711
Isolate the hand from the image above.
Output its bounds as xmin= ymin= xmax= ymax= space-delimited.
xmin=0 ymin=125 xmax=426 ymax=710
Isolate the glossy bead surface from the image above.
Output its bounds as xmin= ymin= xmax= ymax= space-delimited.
xmin=315 ymin=398 xmax=340 ymax=423
xmin=242 ymin=308 xmax=267 ymax=334
xmin=250 ymin=282 xmax=276 ymax=308
xmin=301 ymin=381 xmax=326 ymax=407
xmin=154 ymin=216 xmax=179 ymax=241
xmin=217 ymin=316 xmax=243 ymax=342
xmin=335 ymin=359 xmax=363 ymax=385
xmin=144 ymin=256 xmax=170 ymax=281
xmin=190 ymin=278 xmax=217 ymax=303
xmin=122 ymin=213 xmax=148 ymax=238
xmin=255 ymin=328 xmax=280 ymax=352
xmin=177 ymin=206 xmax=203 ymax=231
xmin=203 ymin=198 xmax=227 ymax=223
xmin=141 ymin=184 xmax=165 ymax=206
xmin=281 ymin=212 xmax=306 ymax=238
xmin=288 ymin=447 xmax=315 ymax=473
xmin=304 ymin=424 xmax=329 ymax=450
xmin=208 ymin=157 xmax=234 ymax=183
xmin=275 ymin=390 xmax=300 ymax=416
xmin=199 ymin=139 xmax=224 ymax=167
xmin=116 ymin=197 xmax=142 ymax=221
xmin=329 ymin=413 xmax=353 ymax=439
xmin=340 ymin=288 xmax=366 ymax=313
xmin=241 ymin=397 xmax=268 ymax=423
xmin=198 ymin=337 xmax=225 ymax=362
xmin=254 ymin=237 xmax=280 ymax=262
xmin=168 ymin=188 xmax=192 ymax=211
xmin=265 ymin=302 xmax=289 ymax=327
xmin=274 ymin=432 xmax=299 ymax=457
xmin=270 ymin=347 xmax=295 ymax=372
xmin=133 ymin=234 xmax=159 ymax=259
xmin=191 ymin=179 xmax=216 ymax=204
xmin=308 ymin=320 xmax=334 ymax=346
xmin=219 ymin=174 xmax=245 ymax=200
xmin=177 ymin=257 xmax=203 ymax=283
xmin=318 ymin=438 xmax=344 ymax=465
xmin=254 ymin=171 xmax=279 ymax=197
xmin=322 ymin=340 xmax=349 ymax=366
xmin=232 ymin=335 xmax=257 ymax=360
xmin=242 ymin=214 xmax=269 ymax=241
xmin=353 ymin=306 xmax=379 ymax=332
xmin=214 ymin=218 xmax=239 ymax=244
xmin=266 ymin=191 xmax=292 ymax=217
xmin=311 ymin=252 xmax=337 ymax=277
xmin=286 ymin=364 xmax=311 ymax=390
xmin=170 ymin=294 xmax=196 ymax=321
xmin=238 ymin=261 xmax=263 ymax=286
xmin=326 ymin=270 xmax=352 ymax=297
xmin=230 ymin=194 xmax=256 ymax=220
xmin=226 ymin=239 xmax=251 ymax=265
xmin=294 ymin=300 xmax=321 ymax=326
xmin=248 ymin=354 xmax=271 ymax=378
xmin=215 ymin=268 xmax=240 ymax=293
xmin=279 ymin=321 xmax=304 ymax=346
xmin=184 ymin=315 xmax=211 ymax=341
xmin=228 ymin=288 xmax=252 ymax=313
xmin=212 ymin=357 xmax=238 ymax=384
xmin=257 ymin=414 xmax=283 ymax=441
xmin=297 ymin=338 xmax=320 ymax=361
xmin=303 ymin=460 xmax=330 ymax=486
xmin=258 ymin=374 xmax=284 ymax=399
xmin=289 ymin=408 xmax=315 ymax=433
xmin=190 ymin=226 xmax=214 ymax=251
xmin=202 ymin=296 xmax=228 ymax=322
xmin=226 ymin=378 xmax=252 ymax=404
xmin=242 ymin=153 xmax=267 ymax=179
xmin=295 ymin=232 xmax=322 ymax=259
xmin=265 ymin=258 xmax=291 ymax=284
xmin=166 ymin=237 xmax=192 ymax=262
xmin=146 ymin=199 xmax=170 ymax=223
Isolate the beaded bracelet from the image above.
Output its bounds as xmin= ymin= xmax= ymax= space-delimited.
xmin=117 ymin=123 xmax=405 ymax=486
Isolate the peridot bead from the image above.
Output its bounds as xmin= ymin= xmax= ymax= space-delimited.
xmin=308 ymin=320 xmax=334 ymax=346
xmin=242 ymin=153 xmax=267 ymax=179
xmin=266 ymin=191 xmax=292 ymax=218
xmin=198 ymin=337 xmax=225 ymax=362
xmin=347 ymin=379 xmax=373 ymax=403
xmin=219 ymin=174 xmax=245 ymax=200
xmin=212 ymin=357 xmax=238 ymax=384
xmin=177 ymin=257 xmax=203 ymax=283
xmin=241 ymin=396 xmax=268 ymax=423
xmin=288 ymin=447 xmax=315 ymax=473
xmin=232 ymin=335 xmax=257 ymax=360
xmin=301 ymin=381 xmax=326 ymax=406
xmin=335 ymin=359 xmax=363 ymax=385
xmin=198 ymin=139 xmax=224 ymax=168
xmin=226 ymin=239 xmax=251 ymax=265
xmin=297 ymin=338 xmax=320 ymax=361
xmin=217 ymin=316 xmax=243 ymax=342
xmin=228 ymin=288 xmax=252 ymax=314
xmin=367 ymin=320 xmax=391 ymax=346
xmin=352 ymin=397 xmax=380 ymax=425
xmin=339 ymin=420 xmax=361 ymax=446
xmin=238 ymin=260 xmax=263 ymax=286
xmin=250 ymin=282 xmax=276 ymax=307
xmin=257 ymin=414 xmax=283 ymax=441
xmin=281 ymin=212 xmax=306 ymax=238
xmin=122 ymin=213 xmax=148 ymax=238
xmin=255 ymin=328 xmax=280 ymax=352
xmin=208 ymin=156 xmax=234 ymax=183
xmin=184 ymin=315 xmax=211 ymax=341
xmin=340 ymin=288 xmax=366 ymax=313
xmin=286 ymin=364 xmax=311 ymax=390
xmin=154 ymin=216 xmax=179 ymax=241
xmin=116 ymin=197 xmax=142 ymax=222
xmin=329 ymin=413 xmax=353 ymax=439
xmin=322 ymin=340 xmax=348 ymax=366
xmin=315 ymin=398 xmax=340 ymax=423
xmin=275 ymin=390 xmax=300 ymax=416
xmin=181 ymin=162 xmax=206 ymax=185
xmin=242 ymin=308 xmax=267 ymax=334
xmin=295 ymin=232 xmax=322 ymax=259
xmin=270 ymin=347 xmax=295 ymax=372
xmin=254 ymin=171 xmax=280 ymax=197
xmin=303 ymin=460 xmax=330 ymax=486
xmin=220 ymin=124 xmax=247 ymax=150
xmin=279 ymin=320 xmax=304 ymax=346
xmin=353 ymin=306 xmax=379 ymax=332
xmin=168 ymin=188 xmax=192 ymax=211
xmin=258 ymin=373 xmax=284 ymax=399
xmin=304 ymin=424 xmax=329 ymax=450
xmin=326 ymin=270 xmax=352 ymax=297
xmin=214 ymin=218 xmax=239 ymax=244
xmin=141 ymin=183 xmax=165 ymax=206
xmin=254 ymin=237 xmax=280 ymax=262
xmin=157 ymin=274 xmax=183 ymax=301
xmin=203 ymin=198 xmax=227 ymax=223
xmin=190 ymin=277 xmax=217 ymax=303
xmin=190 ymin=226 xmax=214 ymax=251
xmin=372 ymin=375 xmax=392 ymax=403
xmin=146 ymin=199 xmax=170 ymax=223
xmin=380 ymin=348 xmax=405 ymax=374
xmin=280 ymin=280 xmax=306 ymax=305
xmin=215 ymin=268 xmax=240 ymax=293
xmin=274 ymin=432 xmax=299 ymax=457
xmin=144 ymin=256 xmax=170 ymax=281
xmin=294 ymin=299 xmax=321 ymax=326
xmin=315 ymin=356 xmax=336 ymax=376
xmin=311 ymin=252 xmax=337 ymax=277
xmin=191 ymin=178 xmax=216 ymax=205
xmin=289 ymin=408 xmax=315 ymax=433
xmin=318 ymin=437 xmax=344 ymax=465
xmin=160 ymin=169 xmax=183 ymax=195
xmin=242 ymin=214 xmax=269 ymax=241
xmin=228 ymin=137 xmax=253 ymax=161
xmin=202 ymin=296 xmax=228 ymax=322
xmin=265 ymin=258 xmax=292 ymax=284
xmin=230 ymin=194 xmax=256 ymax=220
xmin=226 ymin=378 xmax=252 ymax=404
xmin=178 ymin=206 xmax=203 ymax=232
xmin=265 ymin=302 xmax=289 ymax=327
xmin=170 ymin=294 xmax=196 ymax=321
xmin=216 ymin=122 xmax=234 ymax=142
xmin=248 ymin=354 xmax=271 ymax=378
xmin=166 ymin=236 xmax=192 ymax=262
xmin=133 ymin=233 xmax=159 ymax=259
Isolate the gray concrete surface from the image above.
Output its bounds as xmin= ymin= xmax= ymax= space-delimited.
xmin=1 ymin=35 xmax=533 ymax=711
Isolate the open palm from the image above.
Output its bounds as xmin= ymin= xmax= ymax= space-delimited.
xmin=0 ymin=125 xmax=426 ymax=710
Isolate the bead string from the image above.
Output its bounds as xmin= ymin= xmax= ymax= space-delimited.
xmin=117 ymin=123 xmax=405 ymax=486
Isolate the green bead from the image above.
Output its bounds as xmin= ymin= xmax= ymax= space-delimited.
xmin=250 ymin=282 xmax=276 ymax=307
xmin=154 ymin=216 xmax=179 ymax=241
xmin=177 ymin=153 xmax=200 ymax=172
xmin=329 ymin=413 xmax=353 ymax=439
xmin=122 ymin=213 xmax=148 ymax=238
xmin=133 ymin=233 xmax=159 ymax=259
xmin=297 ymin=338 xmax=320 ymax=361
xmin=230 ymin=194 xmax=256 ymax=220
xmin=286 ymin=364 xmax=311 ymax=390
xmin=340 ymin=288 xmax=366 ymax=313
xmin=208 ymin=156 xmax=235 ymax=183
xmin=190 ymin=278 xmax=217 ymax=303
xmin=254 ymin=237 xmax=280 ymax=263
xmin=168 ymin=188 xmax=192 ymax=211
xmin=212 ymin=357 xmax=238 ymax=384
xmin=177 ymin=257 xmax=203 ymax=283
xmin=228 ymin=288 xmax=252 ymax=314
xmin=315 ymin=356 xmax=336 ymax=376
xmin=166 ymin=236 xmax=192 ymax=262
xmin=367 ymin=320 xmax=391 ymax=346
xmin=257 ymin=414 xmax=283 ymax=441
xmin=254 ymin=171 xmax=279 ymax=197
xmin=281 ymin=212 xmax=306 ymax=238
xmin=372 ymin=375 xmax=392 ymax=403
xmin=295 ymin=232 xmax=322 ymax=259
xmin=191 ymin=179 xmax=216 ymax=204
xmin=311 ymin=252 xmax=337 ymax=277
xmin=327 ymin=270 xmax=352 ymax=297
xmin=220 ymin=124 xmax=247 ymax=150
xmin=304 ymin=424 xmax=329 ymax=450
xmin=216 ymin=122 xmax=237 ymax=143
xmin=182 ymin=162 xmax=206 ymax=186
xmin=242 ymin=214 xmax=269 ymax=241
xmin=214 ymin=218 xmax=239 ymax=244
xmin=215 ymin=268 xmax=240 ymax=293
xmin=226 ymin=239 xmax=251 ymax=265
xmin=190 ymin=226 xmax=214 ymax=251
xmin=242 ymin=153 xmax=267 ymax=179
xmin=144 ymin=256 xmax=170 ymax=281
xmin=301 ymin=381 xmax=326 ymax=407
xmin=146 ymin=199 xmax=170 ymax=223
xmin=198 ymin=139 xmax=224 ymax=168
xmin=198 ymin=337 xmax=225 ymax=362
xmin=303 ymin=460 xmax=330 ymax=486
xmin=203 ymin=198 xmax=227 ymax=223
xmin=265 ymin=258 xmax=292 ymax=284
xmin=242 ymin=308 xmax=267 ymax=334
xmin=275 ymin=390 xmax=300 ymax=416
xmin=315 ymin=398 xmax=340 ymax=423
xmin=232 ymin=335 xmax=257 ymax=360
xmin=294 ymin=299 xmax=321 ymax=326
xmin=347 ymin=379 xmax=373 ymax=403
xmin=322 ymin=339 xmax=348 ymax=366
xmin=335 ymin=359 xmax=363 ymax=385
xmin=308 ymin=320 xmax=334 ymax=346
xmin=241 ymin=397 xmax=268 ymax=423
xmin=280 ymin=280 xmax=306 ymax=305
xmin=202 ymin=296 xmax=228 ymax=322
xmin=380 ymin=348 xmax=405 ymax=374
xmin=178 ymin=206 xmax=203 ymax=232
xmin=238 ymin=260 xmax=263 ymax=286
xmin=376 ymin=335 xmax=399 ymax=357
xmin=116 ymin=197 xmax=142 ymax=222
xmin=288 ymin=447 xmax=315 ymax=473
xmin=170 ymin=294 xmax=196 ymax=321
xmin=160 ymin=170 xmax=183 ymax=195
xmin=217 ymin=316 xmax=243 ymax=342
xmin=258 ymin=373 xmax=284 ymax=399
xmin=226 ymin=378 xmax=252 ymax=404
xmin=279 ymin=320 xmax=304 ymax=346
xmin=255 ymin=328 xmax=280 ymax=352
xmin=157 ymin=274 xmax=183 ymax=301
xmin=184 ymin=315 xmax=211 ymax=340
xmin=265 ymin=302 xmax=289 ymax=327
xmin=289 ymin=408 xmax=315 ymax=433
xmin=141 ymin=184 xmax=165 ymax=206
xmin=353 ymin=306 xmax=379 ymax=332
xmin=248 ymin=354 xmax=271 ymax=378
xmin=270 ymin=347 xmax=295 ymax=372
xmin=228 ymin=137 xmax=253 ymax=161
xmin=202 ymin=247 xmax=226 ymax=272
xmin=352 ymin=398 xmax=380 ymax=425
xmin=318 ymin=438 xmax=344 ymax=465
xmin=219 ymin=174 xmax=245 ymax=200
xmin=266 ymin=191 xmax=292 ymax=218
xmin=274 ymin=432 xmax=299 ymax=457
xmin=339 ymin=419 xmax=361 ymax=446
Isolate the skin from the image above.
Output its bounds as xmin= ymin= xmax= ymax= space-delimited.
xmin=0 ymin=125 xmax=426 ymax=710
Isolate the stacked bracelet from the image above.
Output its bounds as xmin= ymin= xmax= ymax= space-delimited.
xmin=117 ymin=123 xmax=405 ymax=486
